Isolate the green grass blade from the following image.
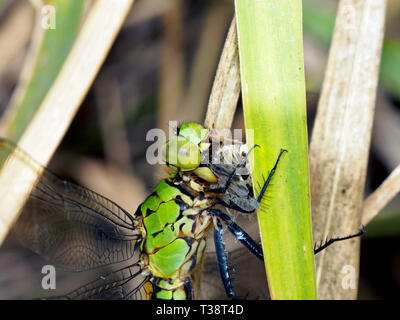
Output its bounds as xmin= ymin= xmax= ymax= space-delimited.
xmin=234 ymin=0 xmax=316 ymax=299
xmin=2 ymin=0 xmax=85 ymax=140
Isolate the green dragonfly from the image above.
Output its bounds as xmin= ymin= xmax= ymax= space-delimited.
xmin=0 ymin=122 xmax=364 ymax=300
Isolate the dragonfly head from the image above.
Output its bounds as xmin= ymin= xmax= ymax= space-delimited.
xmin=163 ymin=123 xmax=217 ymax=183
xmin=163 ymin=135 xmax=202 ymax=171
xmin=163 ymin=123 xmax=208 ymax=171
xmin=178 ymin=122 xmax=206 ymax=141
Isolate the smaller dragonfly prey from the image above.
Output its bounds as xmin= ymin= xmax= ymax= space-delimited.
xmin=0 ymin=123 xmax=364 ymax=299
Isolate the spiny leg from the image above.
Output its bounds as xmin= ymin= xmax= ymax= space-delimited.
xmin=213 ymin=209 xmax=264 ymax=261
xmin=213 ymin=217 xmax=238 ymax=300
xmin=256 ymin=148 xmax=287 ymax=203
xmin=314 ymin=225 xmax=365 ymax=254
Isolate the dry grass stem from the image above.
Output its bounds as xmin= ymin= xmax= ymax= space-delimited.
xmin=204 ymin=18 xmax=240 ymax=130
xmin=0 ymin=0 xmax=135 ymax=245
xmin=362 ymin=164 xmax=400 ymax=225
xmin=309 ymin=0 xmax=387 ymax=299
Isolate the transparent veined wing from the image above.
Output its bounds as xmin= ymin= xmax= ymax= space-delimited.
xmin=58 ymin=262 xmax=151 ymax=300
xmin=0 ymin=139 xmax=142 ymax=272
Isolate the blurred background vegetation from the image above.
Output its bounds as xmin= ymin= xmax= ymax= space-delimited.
xmin=0 ymin=0 xmax=398 ymax=299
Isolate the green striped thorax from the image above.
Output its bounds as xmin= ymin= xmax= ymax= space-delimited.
xmin=163 ymin=123 xmax=217 ymax=183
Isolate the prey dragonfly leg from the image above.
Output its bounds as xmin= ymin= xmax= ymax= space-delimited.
xmin=213 ymin=216 xmax=238 ymax=300
xmin=256 ymin=148 xmax=287 ymax=203
xmin=313 ymin=225 xmax=366 ymax=255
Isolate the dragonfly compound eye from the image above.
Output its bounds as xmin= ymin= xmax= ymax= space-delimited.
xmin=178 ymin=122 xmax=209 ymax=145
xmin=164 ymin=136 xmax=201 ymax=171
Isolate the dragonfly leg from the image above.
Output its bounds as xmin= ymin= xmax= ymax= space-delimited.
xmin=184 ymin=279 xmax=194 ymax=300
xmin=256 ymin=148 xmax=287 ymax=203
xmin=212 ymin=209 xmax=264 ymax=261
xmin=213 ymin=216 xmax=239 ymax=300
xmin=313 ymin=225 xmax=366 ymax=254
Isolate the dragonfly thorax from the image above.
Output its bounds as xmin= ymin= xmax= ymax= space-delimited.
xmin=138 ymin=175 xmax=217 ymax=300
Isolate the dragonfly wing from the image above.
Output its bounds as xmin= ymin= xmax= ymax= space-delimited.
xmin=59 ymin=263 xmax=151 ymax=300
xmin=0 ymin=139 xmax=141 ymax=272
